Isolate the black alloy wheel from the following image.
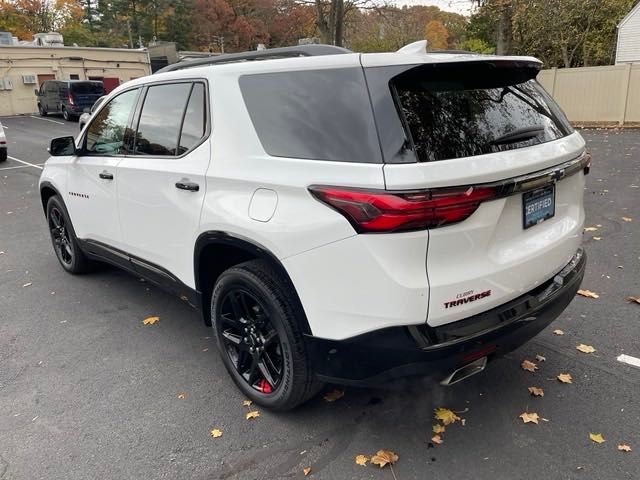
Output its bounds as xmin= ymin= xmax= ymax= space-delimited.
xmin=218 ymin=288 xmax=283 ymax=394
xmin=212 ymin=260 xmax=322 ymax=410
xmin=46 ymin=195 xmax=90 ymax=274
xmin=49 ymin=205 xmax=74 ymax=267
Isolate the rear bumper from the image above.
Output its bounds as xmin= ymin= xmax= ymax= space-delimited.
xmin=305 ymin=248 xmax=586 ymax=386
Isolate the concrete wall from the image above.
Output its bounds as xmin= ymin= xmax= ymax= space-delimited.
xmin=0 ymin=46 xmax=151 ymax=116
xmin=538 ymin=64 xmax=640 ymax=125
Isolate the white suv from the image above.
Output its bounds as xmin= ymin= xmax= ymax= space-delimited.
xmin=39 ymin=43 xmax=589 ymax=410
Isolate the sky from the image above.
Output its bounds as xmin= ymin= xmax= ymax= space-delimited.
xmin=395 ymin=0 xmax=474 ymax=15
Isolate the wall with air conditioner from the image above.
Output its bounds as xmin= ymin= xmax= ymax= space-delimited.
xmin=0 ymin=46 xmax=151 ymax=116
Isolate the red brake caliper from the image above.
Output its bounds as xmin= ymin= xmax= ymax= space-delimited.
xmin=258 ymin=378 xmax=272 ymax=394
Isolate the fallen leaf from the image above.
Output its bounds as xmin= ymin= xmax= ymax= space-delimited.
xmin=177 ymin=393 xmax=185 ymax=400
xmin=521 ymin=360 xmax=538 ymax=372
xmin=553 ymin=329 xmax=565 ymax=335
xmin=354 ymin=455 xmax=369 ymax=466
xmin=584 ymin=226 xmax=598 ymax=232
xmin=557 ymin=373 xmax=573 ymax=384
xmin=593 ymin=236 xmax=602 ymax=241
xmin=22 ymin=282 xmax=32 ymax=287
xmin=589 ymin=433 xmax=605 ymax=444
xmin=323 ymin=389 xmax=344 ymax=402
xmin=519 ymin=412 xmax=540 ymax=424
xmin=576 ymin=344 xmax=596 ymax=354
xmin=210 ymin=429 xmax=222 ymax=438
xmin=242 ymin=400 xmax=252 ymax=407
xmin=432 ymin=424 xmax=445 ymax=434
xmin=431 ymin=434 xmax=443 ymax=445
xmin=626 ymin=296 xmax=640 ymax=305
xmin=142 ymin=316 xmax=160 ymax=325
xmin=528 ymin=386 xmax=544 ymax=397
xmin=577 ymin=289 xmax=599 ymax=299
xmin=434 ymin=407 xmax=460 ymax=425
xmin=303 ymin=467 xmax=311 ymax=476
xmin=618 ymin=444 xmax=632 ymax=452
xmin=370 ymin=450 xmax=398 ymax=469
xmin=622 ymin=217 xmax=632 ymax=222
xmin=245 ymin=410 xmax=260 ymax=420
xmin=535 ymin=355 xmax=546 ymax=362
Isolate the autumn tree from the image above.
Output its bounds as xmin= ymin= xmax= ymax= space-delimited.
xmin=424 ymin=19 xmax=448 ymax=50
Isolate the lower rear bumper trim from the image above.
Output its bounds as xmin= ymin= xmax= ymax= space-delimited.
xmin=305 ymin=248 xmax=586 ymax=386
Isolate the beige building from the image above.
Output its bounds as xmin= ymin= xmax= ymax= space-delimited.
xmin=0 ymin=46 xmax=151 ymax=116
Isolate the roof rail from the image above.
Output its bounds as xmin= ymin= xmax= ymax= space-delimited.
xmin=427 ymin=49 xmax=480 ymax=55
xmin=155 ymin=44 xmax=351 ymax=74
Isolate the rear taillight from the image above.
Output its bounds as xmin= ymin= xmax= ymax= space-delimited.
xmin=309 ymin=185 xmax=497 ymax=233
xmin=67 ymin=92 xmax=74 ymax=105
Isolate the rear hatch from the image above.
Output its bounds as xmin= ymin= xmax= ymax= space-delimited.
xmin=363 ymin=55 xmax=588 ymax=327
xmin=70 ymin=82 xmax=105 ymax=109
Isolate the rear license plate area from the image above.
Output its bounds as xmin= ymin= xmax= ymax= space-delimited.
xmin=523 ymin=184 xmax=555 ymax=229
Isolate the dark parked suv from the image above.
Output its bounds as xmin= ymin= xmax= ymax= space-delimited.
xmin=35 ymin=80 xmax=105 ymax=121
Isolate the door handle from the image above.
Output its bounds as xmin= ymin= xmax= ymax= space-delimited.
xmin=175 ymin=180 xmax=199 ymax=192
xmin=99 ymin=171 xmax=114 ymax=180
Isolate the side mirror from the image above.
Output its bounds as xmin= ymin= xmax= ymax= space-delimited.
xmin=49 ymin=136 xmax=77 ymax=156
xmin=34 ymin=88 xmax=40 ymax=96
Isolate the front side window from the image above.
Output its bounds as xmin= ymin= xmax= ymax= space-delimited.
xmin=134 ymin=83 xmax=193 ymax=156
xmin=85 ymin=88 xmax=139 ymax=155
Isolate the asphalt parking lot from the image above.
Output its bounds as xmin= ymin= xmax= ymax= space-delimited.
xmin=0 ymin=115 xmax=639 ymax=480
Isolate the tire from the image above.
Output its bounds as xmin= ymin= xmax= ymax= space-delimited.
xmin=212 ymin=260 xmax=322 ymax=410
xmin=38 ymin=103 xmax=47 ymax=116
xmin=62 ymin=107 xmax=70 ymax=121
xmin=46 ymin=195 xmax=91 ymax=274
xmin=0 ymin=149 xmax=6 ymax=162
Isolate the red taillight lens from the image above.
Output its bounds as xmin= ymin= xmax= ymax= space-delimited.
xmin=309 ymin=185 xmax=497 ymax=233
xmin=67 ymin=93 xmax=74 ymax=105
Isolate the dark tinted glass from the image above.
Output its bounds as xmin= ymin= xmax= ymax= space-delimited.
xmin=392 ymin=64 xmax=572 ymax=162
xmin=71 ymin=82 xmax=104 ymax=95
xmin=85 ymin=89 xmax=138 ymax=155
xmin=134 ymin=83 xmax=191 ymax=156
xmin=240 ymin=68 xmax=381 ymax=163
xmin=178 ymin=83 xmax=206 ymax=155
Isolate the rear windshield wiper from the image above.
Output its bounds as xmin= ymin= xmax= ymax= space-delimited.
xmin=491 ymin=125 xmax=545 ymax=145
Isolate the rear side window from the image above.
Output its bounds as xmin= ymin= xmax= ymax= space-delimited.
xmin=134 ymin=82 xmax=207 ymax=157
xmin=71 ymin=83 xmax=104 ymax=95
xmin=390 ymin=63 xmax=573 ymax=162
xmin=239 ymin=68 xmax=381 ymax=163
xmin=178 ymin=83 xmax=206 ymax=155
xmin=135 ymin=83 xmax=192 ymax=156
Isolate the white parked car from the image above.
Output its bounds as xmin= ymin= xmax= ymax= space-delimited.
xmin=0 ymin=121 xmax=6 ymax=162
xmin=39 ymin=43 xmax=589 ymax=410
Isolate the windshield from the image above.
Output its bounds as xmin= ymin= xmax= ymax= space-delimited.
xmin=71 ymin=83 xmax=104 ymax=95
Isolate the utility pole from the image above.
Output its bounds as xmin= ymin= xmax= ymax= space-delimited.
xmin=127 ymin=21 xmax=134 ymax=49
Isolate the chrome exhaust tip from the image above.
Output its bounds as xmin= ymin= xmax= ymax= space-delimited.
xmin=440 ymin=357 xmax=487 ymax=386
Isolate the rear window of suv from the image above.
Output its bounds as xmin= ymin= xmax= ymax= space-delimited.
xmin=71 ymin=83 xmax=104 ymax=95
xmin=389 ymin=62 xmax=573 ymax=163
xmin=239 ymin=68 xmax=382 ymax=163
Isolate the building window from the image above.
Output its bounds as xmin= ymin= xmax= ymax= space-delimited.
xmin=70 ymin=74 xmax=80 ymax=80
